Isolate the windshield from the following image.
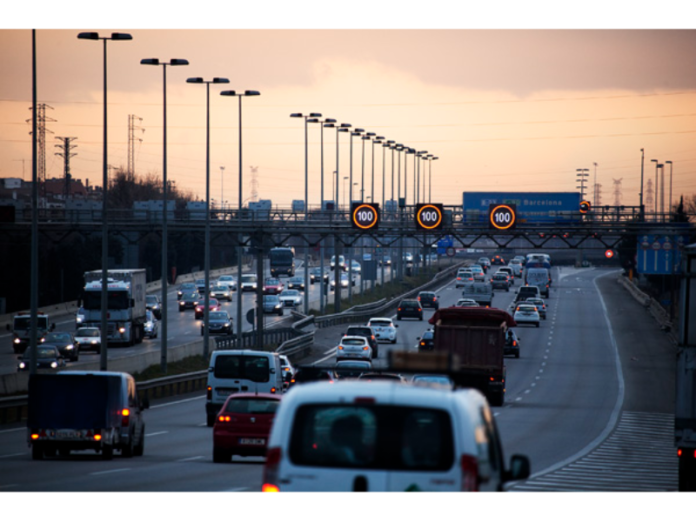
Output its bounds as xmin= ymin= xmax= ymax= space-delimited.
xmin=14 ymin=317 xmax=49 ymax=330
xmin=265 ymin=279 xmax=280 ymax=286
xmin=209 ymin=312 xmax=228 ymax=320
xmin=76 ymin=328 xmax=100 ymax=337
xmin=270 ymin=249 xmax=294 ymax=264
xmin=369 ymin=320 xmax=391 ymax=327
xmin=83 ymin=290 xmax=129 ymax=311
xmin=281 ymin=290 xmax=299 ymax=296
xmin=44 ymin=333 xmax=71 ymax=342
xmin=242 ymin=275 xmax=257 ymax=283
xmin=264 ymin=295 xmax=279 ymax=303
xmin=182 ymin=292 xmax=198 ymax=300
xmin=342 ymin=338 xmax=366 ymax=346
xmin=214 ymin=355 xmax=270 ymax=382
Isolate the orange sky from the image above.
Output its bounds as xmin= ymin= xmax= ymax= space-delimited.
xmin=2 ymin=22 xmax=695 ymax=210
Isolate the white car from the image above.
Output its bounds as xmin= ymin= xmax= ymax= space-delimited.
xmin=74 ymin=326 xmax=102 ymax=353
xmin=367 ymin=317 xmax=398 ymax=344
xmin=144 ymin=310 xmax=159 ymax=339
xmin=469 ymin=267 xmax=486 ymax=282
xmin=350 ymin=260 xmax=361 ymax=274
xmin=262 ymin=381 xmax=531 ymax=491
xmin=279 ymin=289 xmax=303 ymax=308
xmin=508 ymin=261 xmax=524 ymax=277
xmin=216 ymin=275 xmax=237 ymax=291
xmin=240 ymin=274 xmax=258 ymax=292
xmin=455 ymin=298 xmax=479 ymax=307
xmin=513 ymin=303 xmax=540 ymax=327
xmin=211 ymin=283 xmax=233 ymax=302
xmin=336 ymin=335 xmax=372 ymax=362
xmin=455 ymin=270 xmax=475 ymax=288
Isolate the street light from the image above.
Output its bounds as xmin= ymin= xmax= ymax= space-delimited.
xmin=141 ymin=57 xmax=189 ymax=373
xmin=428 ymin=156 xmax=439 ymax=203
xmin=666 ymin=160 xmax=673 ymax=216
xmin=221 ymin=89 xmax=261 ymax=341
xmin=186 ymin=76 xmax=229 ymax=360
xmin=334 ymin=124 xmax=351 ymax=210
xmin=78 ymin=31 xmax=132 ymax=372
xmin=362 ymin=132 xmax=375 ymax=202
xmin=418 ymin=151 xmax=428 ymax=203
xmin=651 ymin=159 xmax=659 ymax=216
xmin=372 ymin=136 xmax=384 ymax=205
xmin=316 ymin=117 xmax=336 ymax=314
xmin=343 ymin=176 xmax=349 ymax=208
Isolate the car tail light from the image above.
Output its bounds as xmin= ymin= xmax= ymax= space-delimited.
xmin=398 ymin=308 xmax=402 ymax=312
xmin=31 ymin=433 xmax=39 ymax=440
xmin=207 ymin=386 xmax=212 ymax=400
xmin=271 ymin=387 xmax=277 ymax=394
xmin=363 ymin=346 xmax=368 ymax=351
xmin=94 ymin=432 xmax=102 ymax=441
xmin=218 ymin=415 xmax=232 ymax=423
xmin=420 ymin=341 xmax=425 ymax=346
xmin=338 ymin=345 xmax=344 ymax=350
xmin=460 ymin=454 xmax=479 ymax=491
xmin=417 ymin=296 xmax=421 ymax=301
xmin=433 ymin=297 xmax=437 ymax=302
xmin=121 ymin=408 xmax=130 ymax=427
xmin=263 ymin=447 xmax=282 ymax=492
xmin=513 ymin=340 xmax=517 ymax=346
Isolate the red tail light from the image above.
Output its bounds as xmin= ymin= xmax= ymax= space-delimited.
xmin=121 ymin=408 xmax=130 ymax=427
xmin=678 ymin=448 xmax=683 ymax=457
xmin=31 ymin=433 xmax=39 ymax=440
xmin=460 ymin=454 xmax=479 ymax=491
xmin=207 ymin=386 xmax=212 ymax=400
xmin=513 ymin=340 xmax=517 ymax=346
xmin=263 ymin=447 xmax=282 ymax=492
xmin=417 ymin=296 xmax=421 ymax=301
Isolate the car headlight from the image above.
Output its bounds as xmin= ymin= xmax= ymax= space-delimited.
xmin=274 ymin=305 xmax=281 ymax=309
xmin=180 ymin=301 xmax=185 ymax=305
xmin=50 ymin=362 xmax=58 ymax=369
xmin=19 ymin=362 xmax=26 ymax=369
xmin=224 ymin=323 xmax=230 ymax=327
xmin=146 ymin=322 xmax=153 ymax=328
xmin=76 ymin=317 xmax=83 ymax=323
xmin=66 ymin=344 xmax=74 ymax=350
xmin=118 ymin=327 xmax=126 ymax=334
xmin=91 ymin=340 xmax=98 ymax=344
xmin=14 ymin=338 xmax=20 ymax=344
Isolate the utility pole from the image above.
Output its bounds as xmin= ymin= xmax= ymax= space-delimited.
xmin=612 ymin=178 xmax=623 ymax=207
xmin=128 ymin=114 xmax=144 ymax=177
xmin=54 ymin=137 xmax=78 ymax=199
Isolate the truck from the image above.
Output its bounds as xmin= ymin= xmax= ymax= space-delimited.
xmin=8 ymin=312 xmax=54 ymax=354
xmin=461 ymin=282 xmax=494 ymax=307
xmin=27 ymin=371 xmax=147 ymax=460
xmin=82 ymin=269 xmax=147 ymax=346
xmin=269 ymin=247 xmax=295 ymax=277
xmin=428 ymin=307 xmax=516 ymax=406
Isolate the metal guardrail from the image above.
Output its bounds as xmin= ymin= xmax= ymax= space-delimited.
xmin=618 ymin=275 xmax=676 ymax=342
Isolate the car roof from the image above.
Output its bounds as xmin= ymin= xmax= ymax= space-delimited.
xmin=341 ymin=335 xmax=369 ymax=342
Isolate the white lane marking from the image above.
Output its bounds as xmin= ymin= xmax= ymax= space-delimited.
xmin=224 ymin=487 xmax=250 ymax=492
xmin=145 ymin=431 xmax=169 ymax=437
xmin=197 ymin=423 xmax=208 ymax=427
xmin=323 ymin=347 xmax=337 ymax=355
xmin=525 ymin=389 xmax=531 ymax=394
xmin=515 ymin=397 xmax=522 ymax=401
xmin=542 ymin=362 xmax=546 ymax=366
xmin=314 ymin=349 xmax=337 ymax=365
xmin=178 ymin=456 xmax=204 ymax=462
xmin=150 ymin=396 xmax=205 ymax=409
xmin=0 ymin=427 xmax=26 ymax=434
xmin=91 ymin=468 xmax=131 ymax=476
xmin=531 ymin=383 xmax=536 ymax=387
xmin=0 ymin=453 xmax=26 ymax=459
xmin=536 ymin=376 xmax=540 ymax=380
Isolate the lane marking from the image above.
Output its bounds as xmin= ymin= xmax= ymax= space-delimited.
xmin=0 ymin=427 xmax=26 ymax=434
xmin=0 ymin=453 xmax=26 ymax=459
xmin=178 ymin=456 xmax=204 ymax=462
xmin=150 ymin=396 xmax=204 ymax=409
xmin=145 ymin=431 xmax=169 ymax=437
xmin=91 ymin=468 xmax=131 ymax=476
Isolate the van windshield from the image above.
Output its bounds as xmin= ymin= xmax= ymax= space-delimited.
xmin=13 ymin=317 xmax=49 ymax=330
xmin=214 ymin=355 xmax=270 ymax=383
xmin=289 ymin=405 xmax=454 ymax=470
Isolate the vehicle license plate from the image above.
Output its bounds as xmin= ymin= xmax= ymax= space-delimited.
xmin=56 ymin=430 xmax=80 ymax=440
xmin=239 ymin=438 xmax=265 ymax=445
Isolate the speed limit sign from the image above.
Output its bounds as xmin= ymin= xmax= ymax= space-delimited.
xmin=489 ymin=204 xmax=516 ymax=230
xmin=415 ymin=204 xmax=443 ymax=230
xmin=351 ymin=203 xmax=380 ymax=230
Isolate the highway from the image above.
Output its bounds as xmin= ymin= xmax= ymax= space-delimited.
xmin=0 ymin=264 xmax=679 ymax=491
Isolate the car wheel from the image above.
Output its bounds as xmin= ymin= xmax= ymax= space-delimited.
xmin=506 ymin=288 xmax=509 ymax=292
xmin=32 ymin=445 xmax=44 ymax=460
xmin=392 ymin=338 xmax=397 ymax=344
xmin=179 ymin=307 xmax=184 ymax=312
xmin=419 ymin=315 xmax=423 ymax=320
xmin=206 ymin=413 xmax=216 ymax=428
xmin=201 ymin=328 xmax=204 ymax=336
xmin=121 ymin=436 xmax=134 ymax=458
xmin=397 ymin=315 xmax=401 ymax=321
xmin=72 ymin=354 xmax=79 ymax=362
xmin=133 ymin=427 xmax=145 ymax=457
xmin=101 ymin=445 xmax=114 ymax=460
xmin=213 ymin=447 xmax=231 ymax=463
xmin=59 ymin=448 xmax=71 ymax=457
xmin=536 ymin=323 xmax=540 ymax=328
xmin=515 ymin=350 xmax=520 ymax=359
xmin=95 ymin=347 xmax=101 ymax=355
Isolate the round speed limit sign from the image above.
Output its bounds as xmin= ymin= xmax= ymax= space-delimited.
xmin=415 ymin=204 xmax=443 ymax=230
xmin=489 ymin=204 xmax=516 ymax=230
xmin=351 ymin=203 xmax=380 ymax=230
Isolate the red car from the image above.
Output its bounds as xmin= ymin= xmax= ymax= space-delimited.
xmin=195 ymin=298 xmax=220 ymax=319
xmin=263 ymin=278 xmax=285 ymax=295
xmin=213 ymin=393 xmax=281 ymax=463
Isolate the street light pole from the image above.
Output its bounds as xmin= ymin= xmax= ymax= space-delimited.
xmin=651 ymin=159 xmax=659 ymax=218
xmin=639 ymin=149 xmax=645 ymax=220
xmin=141 ymin=57 xmax=189 ymax=373
xmin=79 ymin=31 xmax=132 ymax=371
xmin=186 ymin=76 xmax=229 ymax=360
xmin=666 ymin=160 xmax=673 ymax=216
xmin=318 ymin=117 xmax=336 ymax=314
xmin=429 ymin=156 xmax=438 ymax=203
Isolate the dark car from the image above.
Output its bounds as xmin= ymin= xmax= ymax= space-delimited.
xmin=179 ymin=291 xmax=200 ymax=311
xmin=309 ymin=267 xmax=329 ymax=285
xmin=288 ymin=366 xmax=336 ymax=388
xmin=195 ymin=278 xmax=210 ymax=295
xmin=201 ymin=310 xmax=233 ymax=335
xmin=213 ymin=393 xmax=281 ymax=462
xmin=505 ymin=330 xmax=520 ymax=358
xmin=396 ymin=299 xmax=423 ymax=321
xmin=177 ymin=282 xmax=197 ymax=300
xmin=41 ymin=331 xmax=79 ymax=362
xmin=286 ymin=276 xmax=305 ymax=290
xmin=491 ymin=254 xmax=506 ymax=265
xmin=490 ymin=272 xmax=511 ymax=291
xmin=145 ymin=294 xmax=162 ymax=319
xmin=261 ymin=294 xmax=284 ymax=316
xmin=343 ymin=325 xmax=379 ymax=358
xmin=417 ymin=291 xmax=439 ymax=310
xmin=416 ymin=329 xmax=435 ymax=351
xmin=334 ymin=360 xmax=373 ymax=379
xmin=17 ymin=344 xmax=66 ymax=371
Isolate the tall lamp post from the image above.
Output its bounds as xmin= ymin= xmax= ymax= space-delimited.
xmin=317 ymin=117 xmax=336 ymax=313
xmin=666 ymin=160 xmax=673 ymax=216
xmin=78 ymin=32 xmax=132 ymax=372
xmin=334 ymin=124 xmax=351 ymax=210
xmin=651 ymin=159 xmax=659 ymax=218
xmin=290 ymin=112 xmax=322 ymax=314
xmin=141 ymin=57 xmax=189 ymax=373
xmin=221 ymin=90 xmax=261 ymax=342
xmin=428 ymin=155 xmax=438 ymax=203
xmin=639 ymin=149 xmax=645 ymax=220
xmin=186 ymin=77 xmax=229 ymax=360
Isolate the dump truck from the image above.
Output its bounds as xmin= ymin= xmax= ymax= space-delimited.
xmin=428 ymin=307 xmax=516 ymax=406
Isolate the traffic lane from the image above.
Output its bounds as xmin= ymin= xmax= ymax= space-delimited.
xmin=0 ymin=393 xmax=264 ymax=492
xmin=495 ymin=268 xmax=621 ymax=474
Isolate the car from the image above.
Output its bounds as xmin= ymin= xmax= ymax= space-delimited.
xmin=416 ymin=328 xmax=435 ymax=351
xmin=505 ymin=329 xmax=520 ymax=358
xmin=455 ymin=298 xmax=480 ymax=307
xmin=490 ymin=272 xmax=511 ymax=291
xmin=330 ymin=274 xmax=355 ymax=289
xmin=279 ymin=289 xmax=303 ymax=308
xmin=287 ymin=366 xmax=336 ymax=388
xmin=41 ymin=331 xmax=78 ymax=362
xmin=195 ymin=298 xmax=220 ymax=320
xmin=179 ymin=291 xmax=200 ymax=311
xmin=508 ymin=260 xmax=524 ymax=277
xmin=497 ymin=267 xmax=515 ymax=284
xmin=525 ymin=297 xmax=547 ymax=319
xmin=279 ymin=355 xmax=296 ymax=387
xmin=469 ymin=266 xmax=486 ymax=282
xmin=491 ymin=254 xmax=506 ymax=265
xmin=515 ymin=285 xmax=540 ymax=303
xmin=240 ymin=274 xmax=259 ymax=292
xmin=513 ymin=255 xmax=526 ymax=266
xmin=261 ymin=294 xmax=284 ymax=316
xmin=336 ymin=336 xmax=372 ymax=362
xmin=417 ymin=291 xmax=439 ymax=310
xmin=262 ymin=381 xmax=531 ymax=492
xmin=144 ymin=310 xmax=159 ymax=339
xmin=74 ymin=327 xmax=101 ymax=353
xmin=513 ymin=303 xmax=540 ymax=328
xmin=285 ymin=276 xmax=305 ymax=291
xmin=396 ymin=299 xmax=423 ymax=321
xmin=411 ymin=374 xmax=454 ymax=390
xmin=201 ymin=310 xmax=233 ymax=335
xmin=263 ymin=278 xmax=285 ymax=295
xmin=195 ymin=278 xmax=210 ymax=294
xmin=330 ymin=255 xmax=347 ymax=271
xmin=212 ymin=393 xmax=281 ymax=463
xmin=343 ymin=325 xmax=379 ymax=358
xmin=350 ymin=260 xmax=361 ymax=274
xmin=205 ymin=350 xmax=285 ymax=426
xmin=177 ymin=282 xmax=197 ymax=300
xmin=211 ymin=283 xmax=233 ymax=302
xmin=477 ymin=257 xmax=491 ymax=271
xmin=309 ymin=267 xmax=329 ymax=285
xmin=455 ymin=269 xmax=474 ymax=288
xmin=145 ymin=294 xmax=162 ymax=319
xmin=403 ymin=252 xmax=414 ymax=263
xmin=334 ymin=360 xmax=373 ymax=379
xmin=366 ymin=317 xmax=398 ymax=345
xmin=382 ymin=255 xmax=392 ymax=266
xmin=75 ymin=306 xmax=86 ymax=328
xmin=216 ymin=275 xmax=237 ymax=291
xmin=17 ymin=344 xmax=66 ymax=371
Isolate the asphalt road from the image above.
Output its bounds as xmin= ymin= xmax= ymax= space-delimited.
xmin=0 ymin=265 xmax=679 ymax=491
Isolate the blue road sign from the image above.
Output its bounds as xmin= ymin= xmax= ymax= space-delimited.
xmin=437 ymin=235 xmax=454 ymax=255
xmin=637 ymin=234 xmax=688 ymax=275
xmin=463 ymin=192 xmax=581 ymax=223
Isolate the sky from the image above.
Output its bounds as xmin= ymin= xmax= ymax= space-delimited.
xmin=1 ymin=2 xmax=696 ymax=215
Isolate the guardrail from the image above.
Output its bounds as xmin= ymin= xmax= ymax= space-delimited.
xmin=617 ymin=275 xmax=676 ymax=342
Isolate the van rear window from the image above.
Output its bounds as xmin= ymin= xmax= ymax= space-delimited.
xmin=289 ymin=405 xmax=454 ymax=471
xmin=223 ymin=398 xmax=279 ymax=414
xmin=214 ymin=355 xmax=270 ymax=383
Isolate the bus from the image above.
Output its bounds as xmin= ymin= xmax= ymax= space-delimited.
xmin=269 ymin=247 xmax=295 ymax=277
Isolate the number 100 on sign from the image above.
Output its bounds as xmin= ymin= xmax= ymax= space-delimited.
xmin=351 ymin=203 xmax=380 ymax=229
xmin=489 ymin=204 xmax=516 ymax=230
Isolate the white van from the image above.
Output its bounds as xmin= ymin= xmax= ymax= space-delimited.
xmin=525 ymin=268 xmax=550 ymax=297
xmin=206 ymin=350 xmax=284 ymax=426
xmin=262 ymin=381 xmax=530 ymax=491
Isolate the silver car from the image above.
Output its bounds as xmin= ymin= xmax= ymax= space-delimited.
xmin=336 ymin=335 xmax=372 ymax=362
xmin=279 ymin=289 xmax=303 ymax=308
xmin=144 ymin=310 xmax=159 ymax=339
xmin=212 ymin=283 xmax=233 ymax=302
